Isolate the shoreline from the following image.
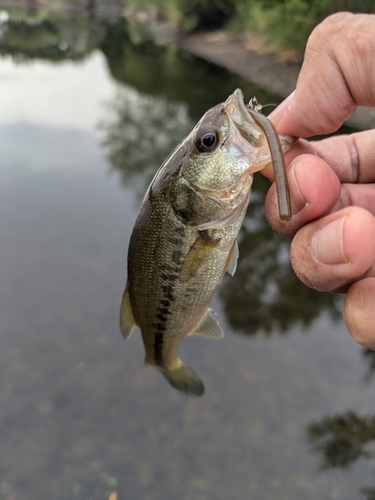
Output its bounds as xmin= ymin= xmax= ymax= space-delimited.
xmin=1 ymin=2 xmax=374 ymax=130
xmin=176 ymin=30 xmax=375 ymax=131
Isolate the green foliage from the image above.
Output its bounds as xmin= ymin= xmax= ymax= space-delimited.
xmin=155 ymin=0 xmax=375 ymax=50
xmin=231 ymin=0 xmax=375 ymax=50
xmin=125 ymin=0 xmax=235 ymax=31
xmin=131 ymin=0 xmax=235 ymax=31
xmin=173 ymin=0 xmax=236 ymax=31
xmin=229 ymin=0 xmax=325 ymax=50
xmin=6 ymin=0 xmax=375 ymax=51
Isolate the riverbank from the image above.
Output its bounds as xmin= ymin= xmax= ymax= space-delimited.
xmin=1 ymin=2 xmax=374 ymax=130
xmin=174 ymin=29 xmax=375 ymax=131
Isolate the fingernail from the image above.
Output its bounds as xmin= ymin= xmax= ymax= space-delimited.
xmin=289 ymin=162 xmax=308 ymax=215
xmin=268 ymin=91 xmax=295 ymax=126
xmin=313 ymin=216 xmax=348 ymax=265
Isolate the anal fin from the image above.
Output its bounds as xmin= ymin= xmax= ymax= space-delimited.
xmin=190 ymin=308 xmax=224 ymax=338
xmin=120 ymin=285 xmax=137 ymax=339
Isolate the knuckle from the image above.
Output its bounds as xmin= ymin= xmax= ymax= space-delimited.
xmin=306 ymin=12 xmax=355 ymax=57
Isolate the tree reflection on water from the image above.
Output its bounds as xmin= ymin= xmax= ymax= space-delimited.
xmin=99 ymin=88 xmax=192 ymax=195
xmin=308 ymin=410 xmax=375 ymax=499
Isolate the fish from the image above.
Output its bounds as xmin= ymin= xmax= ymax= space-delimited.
xmin=120 ymin=88 xmax=296 ymax=396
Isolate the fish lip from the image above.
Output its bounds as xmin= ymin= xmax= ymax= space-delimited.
xmin=224 ymin=88 xmax=254 ymax=125
xmin=234 ymin=88 xmax=253 ymax=119
xmin=223 ymin=88 xmax=264 ymax=151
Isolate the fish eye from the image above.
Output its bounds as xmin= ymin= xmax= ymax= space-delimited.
xmin=194 ymin=129 xmax=220 ymax=154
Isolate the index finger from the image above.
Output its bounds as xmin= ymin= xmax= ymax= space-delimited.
xmin=263 ymin=129 xmax=375 ymax=185
xmin=311 ymin=129 xmax=375 ymax=183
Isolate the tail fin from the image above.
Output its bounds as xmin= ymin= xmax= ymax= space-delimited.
xmin=158 ymin=363 xmax=204 ymax=396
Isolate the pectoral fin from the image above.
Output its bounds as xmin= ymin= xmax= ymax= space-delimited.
xmin=190 ymin=308 xmax=224 ymax=338
xmin=120 ymin=285 xmax=136 ymax=339
xmin=180 ymin=231 xmax=220 ymax=282
xmin=225 ymin=240 xmax=239 ymax=277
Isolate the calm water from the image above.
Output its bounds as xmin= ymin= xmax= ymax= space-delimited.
xmin=1 ymin=12 xmax=375 ymax=500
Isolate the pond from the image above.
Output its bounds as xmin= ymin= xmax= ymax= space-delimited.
xmin=1 ymin=10 xmax=375 ymax=500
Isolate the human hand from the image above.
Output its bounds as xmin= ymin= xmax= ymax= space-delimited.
xmin=263 ymin=12 xmax=375 ymax=348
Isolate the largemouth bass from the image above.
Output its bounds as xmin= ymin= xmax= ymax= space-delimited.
xmin=120 ymin=89 xmax=296 ymax=396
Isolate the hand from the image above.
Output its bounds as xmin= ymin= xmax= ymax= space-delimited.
xmin=263 ymin=12 xmax=375 ymax=349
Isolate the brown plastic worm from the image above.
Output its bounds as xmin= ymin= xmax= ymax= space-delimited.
xmin=246 ymin=107 xmax=292 ymax=221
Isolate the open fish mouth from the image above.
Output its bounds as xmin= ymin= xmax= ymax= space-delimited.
xmin=224 ymin=88 xmax=295 ymax=221
xmin=223 ymin=88 xmax=265 ymax=147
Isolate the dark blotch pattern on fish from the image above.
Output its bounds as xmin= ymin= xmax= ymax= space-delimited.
xmin=158 ymin=307 xmax=171 ymax=315
xmin=162 ymin=285 xmax=175 ymax=301
xmin=161 ymin=274 xmax=178 ymax=282
xmin=172 ymin=250 xmax=183 ymax=265
xmin=153 ymin=226 xmax=186 ymax=365
xmin=168 ymin=237 xmax=184 ymax=247
xmin=153 ymin=322 xmax=167 ymax=332
xmin=154 ymin=332 xmax=163 ymax=365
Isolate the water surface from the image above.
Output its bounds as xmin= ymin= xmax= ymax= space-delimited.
xmin=1 ymin=12 xmax=375 ymax=500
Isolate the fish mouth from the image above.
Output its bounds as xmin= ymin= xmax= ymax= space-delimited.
xmin=223 ymin=89 xmax=264 ymax=147
xmin=226 ymin=88 xmax=253 ymax=119
xmin=225 ymin=89 xmax=295 ymax=221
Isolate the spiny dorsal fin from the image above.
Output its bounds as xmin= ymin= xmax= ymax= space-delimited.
xmin=120 ymin=285 xmax=137 ymax=339
xmin=190 ymin=308 xmax=224 ymax=338
xmin=180 ymin=231 xmax=220 ymax=282
xmin=225 ymin=239 xmax=239 ymax=277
